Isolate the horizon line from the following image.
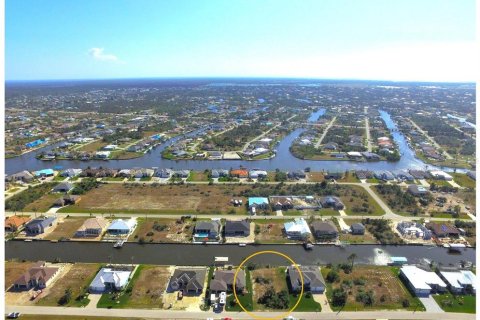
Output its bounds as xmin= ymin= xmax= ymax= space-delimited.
xmin=5 ymin=76 xmax=476 ymax=85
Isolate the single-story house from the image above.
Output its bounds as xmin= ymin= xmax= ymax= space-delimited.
xmin=429 ymin=170 xmax=453 ymax=181
xmin=211 ymin=169 xmax=229 ymax=178
xmin=400 ymin=265 xmax=447 ymax=297
xmin=194 ymin=220 xmax=221 ymax=241
xmin=33 ymin=169 xmax=54 ymax=178
xmin=173 ymin=170 xmax=190 ymax=178
xmin=89 ymin=267 xmax=133 ymax=293
xmin=249 ymin=170 xmax=268 ymax=179
xmin=155 ymin=168 xmax=173 ymax=178
xmin=53 ymin=182 xmax=74 ymax=193
xmin=6 ymin=170 xmax=34 ymax=183
xmin=5 ymin=216 xmax=31 ymax=232
xmin=323 ymin=142 xmax=339 ymax=151
xmin=467 ymin=171 xmax=476 ymax=181
xmin=324 ymin=171 xmax=344 ymax=180
xmin=13 ymin=261 xmax=60 ymax=290
xmin=408 ymin=170 xmax=430 ymax=179
xmin=210 ymin=269 xmax=246 ymax=293
xmin=107 ymin=218 xmax=137 ymax=235
xmin=439 ymin=270 xmax=476 ymax=294
xmin=25 ymin=216 xmax=57 ymax=235
xmin=320 ymin=196 xmax=345 ymax=210
xmin=355 ymin=170 xmax=373 ymax=180
xmin=230 ymin=169 xmax=249 ymax=178
xmin=167 ymin=268 xmax=207 ymax=295
xmin=60 ymin=168 xmax=82 ymax=178
xmin=284 ymin=218 xmax=311 ymax=239
xmin=75 ymin=217 xmax=109 ymax=237
xmin=350 ymin=223 xmax=365 ymax=235
xmin=287 ymin=170 xmax=306 ymax=179
xmin=394 ymin=170 xmax=415 ymax=181
xmin=362 ymin=152 xmax=381 ymax=161
xmin=287 ymin=266 xmax=325 ymax=293
xmin=347 ymin=151 xmax=363 ymax=159
xmin=407 ymin=185 xmax=429 ymax=196
xmin=427 ymin=223 xmax=460 ymax=238
xmin=311 ymin=220 xmax=338 ymax=241
xmin=374 ymin=170 xmax=396 ymax=181
xmin=248 ymin=197 xmax=269 ymax=211
xmin=397 ymin=221 xmax=432 ymax=240
xmin=224 ymin=220 xmax=250 ymax=237
xmin=269 ymin=196 xmax=294 ymax=210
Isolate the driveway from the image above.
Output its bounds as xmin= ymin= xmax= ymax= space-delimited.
xmin=418 ymin=295 xmax=444 ymax=313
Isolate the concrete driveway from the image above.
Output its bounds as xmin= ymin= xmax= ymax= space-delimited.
xmin=418 ymin=295 xmax=444 ymax=313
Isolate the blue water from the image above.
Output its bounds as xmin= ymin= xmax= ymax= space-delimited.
xmin=4 ymin=110 xmax=464 ymax=174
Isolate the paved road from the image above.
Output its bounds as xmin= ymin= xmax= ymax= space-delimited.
xmin=5 ymin=305 xmax=476 ymax=320
xmin=314 ymin=116 xmax=337 ymax=148
xmin=409 ymin=119 xmax=453 ymax=160
xmin=365 ymin=117 xmax=372 ymax=152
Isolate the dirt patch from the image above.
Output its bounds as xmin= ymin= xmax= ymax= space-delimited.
xmin=254 ymin=221 xmax=288 ymax=243
xmin=66 ymin=184 xmax=249 ymax=214
xmin=5 ymin=261 xmax=35 ymax=290
xmin=129 ymin=218 xmax=193 ymax=243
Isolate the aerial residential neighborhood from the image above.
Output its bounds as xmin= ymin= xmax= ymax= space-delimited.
xmin=3 ymin=0 xmax=477 ymax=319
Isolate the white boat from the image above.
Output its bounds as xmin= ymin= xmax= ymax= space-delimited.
xmin=239 ymin=243 xmax=247 ymax=247
xmin=113 ymin=240 xmax=125 ymax=248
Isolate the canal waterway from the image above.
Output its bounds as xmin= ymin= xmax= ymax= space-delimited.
xmin=5 ymin=241 xmax=475 ymax=267
xmin=5 ymin=110 xmax=460 ymax=174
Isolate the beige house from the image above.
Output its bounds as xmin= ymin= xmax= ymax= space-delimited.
xmin=75 ymin=217 xmax=108 ymax=237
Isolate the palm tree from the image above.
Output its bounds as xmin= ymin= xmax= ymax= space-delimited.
xmin=347 ymin=253 xmax=357 ymax=270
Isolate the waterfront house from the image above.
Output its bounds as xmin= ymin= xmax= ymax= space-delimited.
xmin=287 ymin=170 xmax=306 ymax=179
xmin=400 ymin=265 xmax=447 ymax=297
xmin=429 ymin=170 xmax=453 ymax=181
xmin=408 ymin=170 xmax=430 ymax=180
xmin=439 ymin=270 xmax=476 ymax=294
xmin=60 ymin=168 xmax=82 ymax=178
xmin=173 ymin=170 xmax=190 ymax=178
xmin=5 ymin=216 xmax=31 ymax=232
xmin=75 ymin=217 xmax=109 ymax=237
xmin=25 ymin=216 xmax=57 ymax=235
xmin=467 ymin=171 xmax=476 ymax=181
xmin=374 ymin=170 xmax=395 ymax=181
xmin=154 ymin=168 xmax=173 ymax=178
xmin=361 ymin=152 xmax=380 ymax=161
xmin=324 ymin=171 xmax=344 ymax=180
xmin=13 ymin=261 xmax=60 ymax=290
xmin=287 ymin=266 xmax=325 ymax=293
xmin=33 ymin=169 xmax=54 ymax=178
xmin=224 ymin=220 xmax=250 ymax=237
xmin=107 ymin=218 xmax=137 ymax=235
xmin=355 ymin=170 xmax=373 ymax=180
xmin=89 ymin=267 xmax=133 ymax=293
xmin=194 ymin=220 xmax=221 ymax=241
xmin=211 ymin=169 xmax=229 ymax=178
xmin=6 ymin=170 xmax=34 ymax=183
xmin=167 ymin=268 xmax=207 ymax=295
xmin=284 ymin=218 xmax=311 ymax=240
xmin=350 ymin=223 xmax=365 ymax=235
xmin=396 ymin=221 xmax=432 ymax=240
xmin=249 ymin=170 xmax=268 ymax=179
xmin=393 ymin=170 xmax=415 ymax=181
xmin=210 ymin=269 xmax=246 ymax=293
xmin=311 ymin=220 xmax=338 ymax=241
xmin=426 ymin=223 xmax=460 ymax=238
xmin=230 ymin=169 xmax=249 ymax=178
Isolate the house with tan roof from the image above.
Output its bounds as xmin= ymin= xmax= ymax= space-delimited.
xmin=13 ymin=261 xmax=60 ymax=290
xmin=75 ymin=217 xmax=109 ymax=237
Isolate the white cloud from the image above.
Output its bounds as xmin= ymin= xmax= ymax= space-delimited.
xmin=88 ymin=48 xmax=123 ymax=63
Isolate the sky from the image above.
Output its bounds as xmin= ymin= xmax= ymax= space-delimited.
xmin=5 ymin=0 xmax=477 ymax=82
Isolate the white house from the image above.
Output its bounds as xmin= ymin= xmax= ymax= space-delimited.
xmin=284 ymin=218 xmax=311 ymax=239
xmin=400 ymin=265 xmax=447 ymax=297
xmin=107 ymin=218 xmax=137 ymax=235
xmin=429 ymin=170 xmax=453 ymax=181
xmin=89 ymin=268 xmax=132 ymax=293
xmin=440 ymin=270 xmax=476 ymax=294
xmin=249 ymin=170 xmax=268 ymax=179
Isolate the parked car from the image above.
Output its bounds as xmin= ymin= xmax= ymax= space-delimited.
xmin=7 ymin=312 xmax=20 ymax=319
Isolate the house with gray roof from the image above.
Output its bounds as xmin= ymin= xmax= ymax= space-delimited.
xmin=311 ymin=220 xmax=338 ymax=241
xmin=224 ymin=220 xmax=250 ymax=237
xmin=287 ymin=266 xmax=325 ymax=293
xmin=210 ymin=269 xmax=246 ymax=293
xmin=25 ymin=216 xmax=57 ymax=235
xmin=320 ymin=196 xmax=344 ymax=210
xmin=6 ymin=170 xmax=34 ymax=183
xmin=193 ymin=220 xmax=221 ymax=242
xmin=53 ymin=182 xmax=74 ymax=193
xmin=167 ymin=268 xmax=207 ymax=295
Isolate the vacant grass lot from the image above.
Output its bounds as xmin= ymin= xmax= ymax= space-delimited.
xmin=322 ymin=266 xmax=424 ymax=311
xmin=452 ymin=173 xmax=475 ymax=189
xmin=342 ymin=185 xmax=384 ymax=216
xmin=44 ymin=217 xmax=88 ymax=240
xmin=36 ymin=263 xmax=101 ymax=307
xmin=251 ymin=267 xmax=288 ymax=311
xmin=186 ymin=171 xmax=210 ymax=181
xmin=254 ymin=220 xmax=289 ymax=243
xmin=5 ymin=261 xmax=35 ymax=290
xmin=433 ymin=293 xmax=476 ymax=313
xmin=120 ymin=265 xmax=171 ymax=308
xmin=23 ymin=193 xmax=59 ymax=213
xmin=78 ymin=140 xmax=108 ymax=152
xmin=59 ymin=184 xmax=249 ymax=215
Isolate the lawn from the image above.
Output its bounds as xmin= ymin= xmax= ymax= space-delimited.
xmin=337 ymin=219 xmax=377 ymax=244
xmin=36 ymin=263 xmax=102 ymax=307
xmin=452 ymin=173 xmax=476 ymax=189
xmin=251 ymin=267 xmax=288 ymax=311
xmin=78 ymin=140 xmax=108 ymax=152
xmin=97 ymin=266 xmax=142 ymax=309
xmin=5 ymin=261 xmax=35 ymax=290
xmin=128 ymin=218 xmax=193 ymax=243
xmin=23 ymin=193 xmax=59 ymax=212
xmin=58 ymin=184 xmax=249 ymax=215
xmin=342 ymin=185 xmax=384 ymax=216
xmin=226 ymin=268 xmax=253 ymax=311
xmin=288 ymin=292 xmax=321 ymax=312
xmin=322 ymin=266 xmax=425 ymax=312
xmin=44 ymin=217 xmax=88 ymax=240
xmin=118 ymin=265 xmax=171 ymax=308
xmin=433 ymin=293 xmax=476 ymax=313
xmin=307 ymin=172 xmax=324 ymax=182
xmin=371 ymin=184 xmax=420 ymax=216
xmin=254 ymin=220 xmax=290 ymax=244
xmin=186 ymin=171 xmax=210 ymax=181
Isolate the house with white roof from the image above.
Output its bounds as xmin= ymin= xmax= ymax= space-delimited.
xmin=284 ymin=218 xmax=311 ymax=240
xmin=429 ymin=170 xmax=453 ymax=181
xmin=249 ymin=170 xmax=268 ymax=179
xmin=89 ymin=267 xmax=133 ymax=293
xmin=107 ymin=218 xmax=137 ymax=235
xmin=439 ymin=270 xmax=476 ymax=294
xmin=400 ymin=265 xmax=447 ymax=297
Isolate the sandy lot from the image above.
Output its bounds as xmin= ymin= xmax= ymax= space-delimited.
xmin=129 ymin=218 xmax=193 ymax=243
xmin=122 ymin=265 xmax=171 ymax=308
